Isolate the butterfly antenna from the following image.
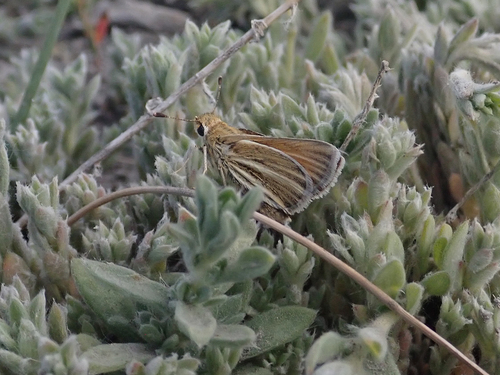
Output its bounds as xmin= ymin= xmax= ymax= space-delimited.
xmin=152 ymin=112 xmax=197 ymax=122
xmin=211 ymin=76 xmax=223 ymax=114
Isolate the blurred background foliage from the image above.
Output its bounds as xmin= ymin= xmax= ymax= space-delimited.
xmin=0 ymin=0 xmax=500 ymax=374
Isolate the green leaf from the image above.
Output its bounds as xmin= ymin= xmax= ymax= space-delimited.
xmin=196 ymin=175 xmax=219 ymax=238
xmin=11 ymin=0 xmax=72 ymax=127
xmin=319 ymin=43 xmax=340 ymax=75
xmin=28 ymin=291 xmax=47 ymax=335
xmin=405 ymin=282 xmax=424 ymax=315
xmin=9 ymin=297 xmax=29 ymax=328
xmin=372 ymin=259 xmax=405 ymax=299
xmin=216 ymin=247 xmax=275 ymax=283
xmin=75 ymin=333 xmax=101 ymax=353
xmin=18 ymin=319 xmax=40 ymax=359
xmin=468 ymin=248 xmax=493 ymax=272
xmin=210 ymin=324 xmax=256 ymax=348
xmin=0 ymin=349 xmax=38 ymax=375
xmin=175 ymin=301 xmax=217 ymax=347
xmin=234 ymin=188 xmax=263 ymax=223
xmin=242 ymin=306 xmax=316 ymax=359
xmin=233 ymin=365 xmax=273 ymax=375
xmin=210 ymin=294 xmax=244 ymax=322
xmin=0 ymin=194 xmax=13 ymax=256
xmin=71 ymin=259 xmax=169 ymax=324
xmin=378 ymin=7 xmax=400 ymax=59
xmin=358 ymin=313 xmax=398 ymax=361
xmin=0 ymin=319 xmax=17 ymax=351
xmin=382 ymin=232 xmax=405 ymax=263
xmin=448 ymin=18 xmax=478 ymax=57
xmin=442 ymin=221 xmax=468 ymax=288
xmin=434 ymin=26 xmax=449 ymax=65
xmin=138 ymin=324 xmax=164 ymax=345
xmin=368 ymin=171 xmax=390 ymax=216
xmin=305 ymin=12 xmax=331 ymax=62
xmin=416 ymin=215 xmax=435 ymax=275
xmin=421 ymin=271 xmax=451 ymax=296
xmin=0 ymin=121 xmax=9 ymax=196
xmin=433 ymin=237 xmax=448 ymax=269
xmin=466 ymin=262 xmax=500 ymax=291
xmin=82 ymin=343 xmax=154 ymax=375
xmin=205 ymin=211 xmax=241 ymax=260
xmin=280 ymin=94 xmax=303 ymax=119
xmin=358 ymin=327 xmax=387 ymax=360
xmin=305 ymin=332 xmax=346 ymax=374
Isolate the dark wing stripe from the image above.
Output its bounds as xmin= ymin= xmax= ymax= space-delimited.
xmin=217 ymin=135 xmax=345 ymax=214
xmin=282 ymin=143 xmax=344 ymax=196
xmin=228 ymin=136 xmax=345 ymax=197
xmin=224 ymin=140 xmax=314 ymax=214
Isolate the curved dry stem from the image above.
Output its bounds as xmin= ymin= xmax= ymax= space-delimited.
xmin=67 ymin=186 xmax=195 ymax=226
xmin=67 ymin=186 xmax=487 ymax=375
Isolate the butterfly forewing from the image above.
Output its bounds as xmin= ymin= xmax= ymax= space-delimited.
xmin=249 ymin=137 xmax=345 ymax=197
xmin=222 ymin=139 xmax=315 ymax=214
xmin=153 ymin=104 xmax=345 ymax=222
xmin=219 ymin=135 xmax=345 ymax=213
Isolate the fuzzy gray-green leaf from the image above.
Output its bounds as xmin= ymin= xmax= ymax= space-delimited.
xmin=372 ymin=259 xmax=405 ymax=299
xmin=305 ymin=331 xmax=346 ymax=374
xmin=83 ymin=343 xmax=154 ymax=375
xmin=305 ymin=12 xmax=330 ymax=62
xmin=242 ymin=306 xmax=316 ymax=359
xmin=405 ymin=282 xmax=424 ymax=315
xmin=421 ymin=271 xmax=451 ymax=296
xmin=175 ymin=301 xmax=217 ymax=348
xmin=210 ymin=324 xmax=256 ymax=348
xmin=71 ymin=259 xmax=169 ymax=325
xmin=216 ymin=247 xmax=275 ymax=284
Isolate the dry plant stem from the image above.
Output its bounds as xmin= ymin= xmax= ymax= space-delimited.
xmin=446 ymin=158 xmax=500 ymax=222
xmin=67 ymin=186 xmax=195 ymax=226
xmin=68 ymin=186 xmax=487 ymax=375
xmin=340 ymin=60 xmax=391 ymax=153
xmin=15 ymin=0 xmax=301 ymax=228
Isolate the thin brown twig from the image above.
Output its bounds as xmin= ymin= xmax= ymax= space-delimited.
xmin=67 ymin=186 xmax=487 ymax=375
xmin=15 ymin=0 xmax=301 ymax=228
xmin=66 ymin=186 xmax=195 ymax=226
xmin=340 ymin=60 xmax=391 ymax=152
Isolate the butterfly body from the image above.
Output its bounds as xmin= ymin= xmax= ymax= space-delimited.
xmin=194 ymin=113 xmax=345 ymax=222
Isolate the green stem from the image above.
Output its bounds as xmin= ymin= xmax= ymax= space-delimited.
xmin=11 ymin=0 xmax=72 ymax=127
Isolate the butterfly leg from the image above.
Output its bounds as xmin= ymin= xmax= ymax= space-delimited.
xmin=202 ymin=145 xmax=208 ymax=175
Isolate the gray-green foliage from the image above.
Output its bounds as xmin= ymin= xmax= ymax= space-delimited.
xmin=1 ymin=0 xmax=500 ymax=374
xmin=3 ymin=53 xmax=101 ymax=181
xmin=0 ymin=276 xmax=88 ymax=375
xmin=68 ymin=177 xmax=285 ymax=374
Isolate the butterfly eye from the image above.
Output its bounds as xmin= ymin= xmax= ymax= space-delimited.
xmin=196 ymin=124 xmax=205 ymax=136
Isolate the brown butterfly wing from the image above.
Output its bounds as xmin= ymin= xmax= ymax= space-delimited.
xmin=251 ymin=137 xmax=345 ymax=198
xmin=222 ymin=139 xmax=315 ymax=214
xmin=222 ymin=135 xmax=345 ymax=206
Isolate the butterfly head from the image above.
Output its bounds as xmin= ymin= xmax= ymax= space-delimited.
xmin=195 ymin=113 xmax=229 ymax=138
